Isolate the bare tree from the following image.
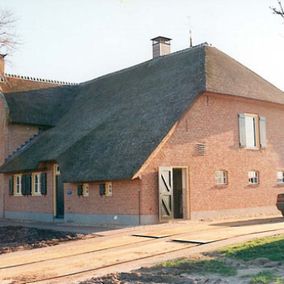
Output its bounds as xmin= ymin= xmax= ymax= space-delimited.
xmin=271 ymin=0 xmax=284 ymax=20
xmin=0 ymin=9 xmax=18 ymax=54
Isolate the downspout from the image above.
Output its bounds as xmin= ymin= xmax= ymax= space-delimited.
xmin=138 ymin=189 xmax=141 ymax=225
xmin=3 ymin=189 xmax=5 ymax=218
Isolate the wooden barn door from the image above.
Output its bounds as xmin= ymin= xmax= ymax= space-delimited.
xmin=159 ymin=167 xmax=174 ymax=221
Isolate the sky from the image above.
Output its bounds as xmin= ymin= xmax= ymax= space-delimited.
xmin=0 ymin=0 xmax=283 ymax=90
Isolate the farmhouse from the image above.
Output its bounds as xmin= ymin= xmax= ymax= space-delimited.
xmin=0 ymin=37 xmax=283 ymax=225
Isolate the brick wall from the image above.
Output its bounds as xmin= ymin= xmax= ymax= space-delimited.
xmin=141 ymin=92 xmax=284 ymax=219
xmin=0 ymin=97 xmax=40 ymax=217
xmin=4 ymin=164 xmax=54 ymax=215
xmin=64 ymin=179 xmax=141 ymax=215
xmin=0 ymin=76 xmax=63 ymax=93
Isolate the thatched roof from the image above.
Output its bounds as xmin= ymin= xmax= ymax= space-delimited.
xmin=5 ymin=86 xmax=78 ymax=126
xmin=205 ymin=47 xmax=284 ymax=104
xmin=0 ymin=45 xmax=283 ymax=182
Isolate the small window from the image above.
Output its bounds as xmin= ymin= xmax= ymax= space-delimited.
xmin=99 ymin=183 xmax=106 ymax=196
xmin=248 ymin=171 xmax=259 ymax=185
xmin=215 ymin=170 xmax=228 ymax=185
xmin=277 ymin=171 xmax=284 ymax=184
xmin=32 ymin=173 xmax=41 ymax=195
xmin=14 ymin=175 xmax=22 ymax=195
xmin=77 ymin=183 xmax=89 ymax=197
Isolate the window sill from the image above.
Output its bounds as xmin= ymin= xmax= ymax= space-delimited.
xmin=276 ymin=183 xmax=284 ymax=187
xmin=13 ymin=194 xmax=23 ymax=196
xmin=244 ymin=147 xmax=260 ymax=151
xmin=214 ymin=184 xmax=228 ymax=189
xmin=32 ymin=193 xmax=42 ymax=196
xmin=247 ymin=184 xmax=259 ymax=188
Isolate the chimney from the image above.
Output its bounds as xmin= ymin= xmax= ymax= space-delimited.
xmin=151 ymin=36 xmax=171 ymax=58
xmin=0 ymin=54 xmax=6 ymax=76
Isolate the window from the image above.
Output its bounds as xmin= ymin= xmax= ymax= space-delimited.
xmin=245 ymin=115 xmax=257 ymax=148
xmin=77 ymin=183 xmax=89 ymax=197
xmin=248 ymin=171 xmax=259 ymax=185
xmin=14 ymin=175 xmax=22 ymax=195
xmin=239 ymin=114 xmax=266 ymax=149
xmin=32 ymin=173 xmax=41 ymax=195
xmin=215 ymin=170 xmax=228 ymax=185
xmin=277 ymin=171 xmax=284 ymax=184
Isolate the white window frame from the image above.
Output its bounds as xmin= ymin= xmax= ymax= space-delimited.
xmin=248 ymin=171 xmax=259 ymax=185
xmin=244 ymin=114 xmax=259 ymax=149
xmin=277 ymin=171 xmax=284 ymax=185
xmin=32 ymin=172 xmax=42 ymax=196
xmin=14 ymin=174 xmax=22 ymax=196
xmin=215 ymin=170 xmax=228 ymax=186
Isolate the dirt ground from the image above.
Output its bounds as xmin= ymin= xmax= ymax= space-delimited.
xmin=0 ymin=226 xmax=86 ymax=254
xmin=80 ymin=255 xmax=284 ymax=284
xmin=0 ymin=217 xmax=283 ymax=284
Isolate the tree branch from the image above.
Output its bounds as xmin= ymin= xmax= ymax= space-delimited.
xmin=270 ymin=0 xmax=284 ymax=19
xmin=0 ymin=9 xmax=18 ymax=54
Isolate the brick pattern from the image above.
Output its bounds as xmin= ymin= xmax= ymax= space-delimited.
xmin=141 ymin=92 xmax=284 ymax=217
xmin=4 ymin=164 xmax=54 ymax=214
xmin=0 ymin=76 xmax=64 ymax=93
xmin=64 ymin=179 xmax=141 ymax=215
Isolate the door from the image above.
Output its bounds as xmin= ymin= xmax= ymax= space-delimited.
xmin=173 ymin=168 xmax=183 ymax=219
xmin=55 ymin=166 xmax=64 ymax=218
xmin=159 ymin=167 xmax=174 ymax=221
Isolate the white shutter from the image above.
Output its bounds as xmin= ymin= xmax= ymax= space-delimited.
xmin=259 ymin=116 xmax=267 ymax=148
xmin=238 ymin=113 xmax=246 ymax=148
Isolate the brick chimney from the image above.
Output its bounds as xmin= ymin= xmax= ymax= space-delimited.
xmin=0 ymin=54 xmax=6 ymax=76
xmin=151 ymin=36 xmax=171 ymax=58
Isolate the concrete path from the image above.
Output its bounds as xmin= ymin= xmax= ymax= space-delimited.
xmin=0 ymin=216 xmax=283 ymax=284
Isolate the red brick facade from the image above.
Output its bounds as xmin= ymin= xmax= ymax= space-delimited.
xmin=0 ymin=76 xmax=62 ymax=93
xmin=64 ymin=180 xmax=141 ymax=216
xmin=140 ymin=92 xmax=284 ymax=219
xmin=4 ymin=164 xmax=54 ymax=214
xmin=1 ymin=91 xmax=284 ymax=224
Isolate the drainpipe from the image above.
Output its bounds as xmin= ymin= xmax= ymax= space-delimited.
xmin=138 ymin=189 xmax=141 ymax=225
xmin=3 ymin=186 xmax=5 ymax=218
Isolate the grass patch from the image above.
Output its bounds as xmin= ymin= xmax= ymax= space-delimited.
xmin=250 ymin=271 xmax=283 ymax=284
xmin=221 ymin=234 xmax=284 ymax=262
xmin=159 ymin=258 xmax=237 ymax=276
